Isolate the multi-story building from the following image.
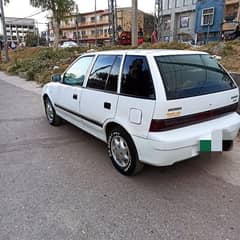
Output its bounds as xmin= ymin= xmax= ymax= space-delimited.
xmin=0 ymin=17 xmax=37 ymax=43
xmin=60 ymin=10 xmax=109 ymax=43
xmin=195 ymin=0 xmax=225 ymax=43
xmin=222 ymin=0 xmax=240 ymax=37
xmin=158 ymin=0 xmax=197 ymax=42
xmin=59 ymin=8 xmax=154 ymax=44
xmin=116 ymin=8 xmax=154 ymax=37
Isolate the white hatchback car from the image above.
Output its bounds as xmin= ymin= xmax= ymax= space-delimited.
xmin=60 ymin=41 xmax=78 ymax=48
xmin=42 ymin=50 xmax=240 ymax=175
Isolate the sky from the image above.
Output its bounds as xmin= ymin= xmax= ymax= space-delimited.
xmin=4 ymin=0 xmax=155 ymax=31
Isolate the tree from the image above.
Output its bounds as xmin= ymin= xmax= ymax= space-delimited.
xmin=25 ymin=32 xmax=38 ymax=47
xmin=30 ymin=0 xmax=75 ymax=49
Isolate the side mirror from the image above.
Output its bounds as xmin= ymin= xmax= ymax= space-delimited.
xmin=51 ymin=74 xmax=62 ymax=82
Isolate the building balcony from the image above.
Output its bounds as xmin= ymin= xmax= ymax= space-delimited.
xmin=78 ymin=34 xmax=109 ymax=40
xmin=222 ymin=21 xmax=239 ymax=31
xmin=60 ymin=24 xmax=76 ymax=29
xmin=60 ymin=21 xmax=109 ymax=30
xmin=80 ymin=20 xmax=108 ymax=27
xmin=225 ymin=0 xmax=240 ymax=5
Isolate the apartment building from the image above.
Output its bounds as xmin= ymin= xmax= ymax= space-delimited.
xmin=116 ymin=8 xmax=154 ymax=37
xmin=159 ymin=0 xmax=197 ymax=42
xmin=222 ymin=0 xmax=240 ymax=35
xmin=195 ymin=0 xmax=225 ymax=43
xmin=0 ymin=17 xmax=36 ymax=43
xmin=60 ymin=10 xmax=109 ymax=43
xmin=59 ymin=8 xmax=154 ymax=44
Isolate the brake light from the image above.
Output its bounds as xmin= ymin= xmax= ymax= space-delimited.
xmin=150 ymin=103 xmax=238 ymax=132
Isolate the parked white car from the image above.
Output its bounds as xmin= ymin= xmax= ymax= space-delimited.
xmin=60 ymin=41 xmax=78 ymax=48
xmin=42 ymin=50 xmax=240 ymax=175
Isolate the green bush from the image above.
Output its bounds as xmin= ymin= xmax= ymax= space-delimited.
xmin=7 ymin=62 xmax=21 ymax=74
xmin=26 ymin=70 xmax=35 ymax=81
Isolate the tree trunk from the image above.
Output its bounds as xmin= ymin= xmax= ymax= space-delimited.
xmin=53 ymin=18 xmax=60 ymax=50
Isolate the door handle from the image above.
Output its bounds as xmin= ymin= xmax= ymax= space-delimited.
xmin=104 ymin=102 xmax=111 ymax=110
xmin=73 ymin=94 xmax=78 ymax=100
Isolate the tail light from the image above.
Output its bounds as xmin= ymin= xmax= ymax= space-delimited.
xmin=150 ymin=103 xmax=238 ymax=132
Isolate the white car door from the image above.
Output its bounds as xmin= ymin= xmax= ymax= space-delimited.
xmin=116 ymin=55 xmax=156 ymax=138
xmin=79 ymin=55 xmax=122 ymax=133
xmin=54 ymin=55 xmax=95 ymax=119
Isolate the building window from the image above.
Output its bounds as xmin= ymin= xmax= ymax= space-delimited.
xmin=163 ymin=16 xmax=171 ymax=30
xmin=163 ymin=0 xmax=171 ymax=10
xmin=183 ymin=0 xmax=192 ymax=6
xmin=201 ymin=7 xmax=215 ymax=26
xmin=175 ymin=0 xmax=183 ymax=8
xmin=180 ymin=16 xmax=190 ymax=28
xmin=98 ymin=29 xmax=103 ymax=35
xmin=104 ymin=29 xmax=108 ymax=37
xmin=96 ymin=15 xmax=100 ymax=22
xmin=81 ymin=16 xmax=86 ymax=23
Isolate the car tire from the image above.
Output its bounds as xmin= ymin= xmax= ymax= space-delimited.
xmin=107 ymin=127 xmax=144 ymax=176
xmin=44 ymin=97 xmax=62 ymax=126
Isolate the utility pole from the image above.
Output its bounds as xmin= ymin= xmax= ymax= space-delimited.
xmin=131 ymin=0 xmax=138 ymax=47
xmin=36 ymin=20 xmax=40 ymax=46
xmin=75 ymin=4 xmax=80 ymax=46
xmin=154 ymin=0 xmax=163 ymax=42
xmin=94 ymin=0 xmax=97 ymax=46
xmin=75 ymin=18 xmax=79 ymax=45
xmin=47 ymin=22 xmax=50 ymax=46
xmin=0 ymin=0 xmax=9 ymax=62
xmin=108 ymin=0 xmax=117 ymax=45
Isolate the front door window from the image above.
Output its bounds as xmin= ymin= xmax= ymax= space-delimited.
xmin=63 ymin=56 xmax=94 ymax=86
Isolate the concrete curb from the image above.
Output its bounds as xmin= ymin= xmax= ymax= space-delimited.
xmin=0 ymin=71 xmax=42 ymax=95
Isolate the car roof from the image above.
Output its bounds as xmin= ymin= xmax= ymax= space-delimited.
xmin=83 ymin=49 xmax=208 ymax=56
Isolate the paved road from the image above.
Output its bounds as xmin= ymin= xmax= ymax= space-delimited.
xmin=0 ymin=73 xmax=240 ymax=240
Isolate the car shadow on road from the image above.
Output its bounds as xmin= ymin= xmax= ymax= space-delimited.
xmin=59 ymin=121 xmax=240 ymax=190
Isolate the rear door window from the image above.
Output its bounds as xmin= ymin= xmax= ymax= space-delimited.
xmin=105 ymin=56 xmax=122 ymax=92
xmin=120 ymin=55 xmax=155 ymax=99
xmin=87 ymin=55 xmax=122 ymax=92
xmin=155 ymin=54 xmax=236 ymax=100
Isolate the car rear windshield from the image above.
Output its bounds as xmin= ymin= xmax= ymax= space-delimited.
xmin=155 ymin=54 xmax=236 ymax=100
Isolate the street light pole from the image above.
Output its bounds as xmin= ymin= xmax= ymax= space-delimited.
xmin=131 ymin=0 xmax=138 ymax=47
xmin=0 ymin=0 xmax=9 ymax=62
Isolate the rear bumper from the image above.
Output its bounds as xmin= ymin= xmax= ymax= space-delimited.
xmin=133 ymin=113 xmax=240 ymax=167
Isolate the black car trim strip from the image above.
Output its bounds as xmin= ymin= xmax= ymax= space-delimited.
xmin=54 ymin=103 xmax=103 ymax=128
